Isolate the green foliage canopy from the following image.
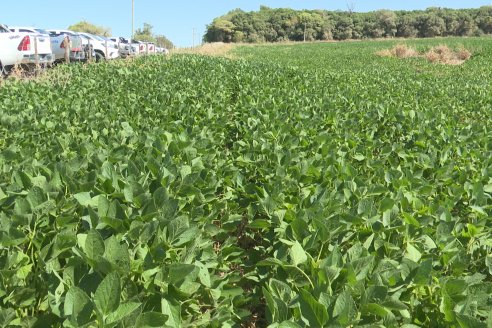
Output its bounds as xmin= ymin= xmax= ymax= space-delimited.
xmin=134 ymin=23 xmax=174 ymax=48
xmin=204 ymin=6 xmax=492 ymax=42
xmin=68 ymin=20 xmax=111 ymax=37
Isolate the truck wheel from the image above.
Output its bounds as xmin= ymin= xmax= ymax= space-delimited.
xmin=95 ymin=52 xmax=105 ymax=62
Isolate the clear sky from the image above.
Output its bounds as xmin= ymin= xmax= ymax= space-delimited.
xmin=2 ymin=1 xmax=491 ymax=47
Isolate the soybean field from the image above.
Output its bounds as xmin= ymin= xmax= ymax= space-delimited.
xmin=1 ymin=37 xmax=492 ymax=327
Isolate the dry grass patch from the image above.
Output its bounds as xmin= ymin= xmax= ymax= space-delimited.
xmin=377 ymin=44 xmax=472 ymax=65
xmin=457 ymin=47 xmax=472 ymax=60
xmin=425 ymin=45 xmax=455 ymax=64
xmin=8 ymin=64 xmax=28 ymax=80
xmin=173 ymin=42 xmax=236 ymax=58
xmin=1 ymin=63 xmax=75 ymax=86
xmin=425 ymin=45 xmax=472 ymax=65
xmin=4 ymin=63 xmax=51 ymax=81
xmin=376 ymin=44 xmax=419 ymax=59
xmin=394 ymin=44 xmax=419 ymax=58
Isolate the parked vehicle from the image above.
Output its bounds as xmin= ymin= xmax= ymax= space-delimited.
xmin=110 ymin=37 xmax=137 ymax=58
xmin=48 ymin=29 xmax=95 ymax=62
xmin=2 ymin=22 xmax=169 ymax=77
xmin=99 ymin=35 xmax=121 ymax=56
xmin=156 ymin=47 xmax=169 ymax=55
xmin=135 ymin=41 xmax=156 ymax=54
xmin=9 ymin=26 xmax=50 ymax=37
xmin=0 ymin=23 xmax=53 ymax=75
xmin=12 ymin=27 xmax=78 ymax=63
xmin=130 ymin=40 xmax=154 ymax=56
xmin=77 ymin=32 xmax=119 ymax=61
xmin=146 ymin=42 xmax=156 ymax=54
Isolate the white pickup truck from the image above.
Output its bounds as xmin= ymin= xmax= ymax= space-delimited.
xmin=110 ymin=37 xmax=137 ymax=58
xmin=132 ymin=40 xmax=156 ymax=55
xmin=47 ymin=29 xmax=94 ymax=63
xmin=0 ymin=23 xmax=53 ymax=75
xmin=10 ymin=27 xmax=87 ymax=63
xmin=156 ymin=47 xmax=169 ymax=55
xmin=78 ymin=32 xmax=119 ymax=62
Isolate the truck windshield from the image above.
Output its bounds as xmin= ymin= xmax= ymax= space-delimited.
xmin=91 ymin=35 xmax=106 ymax=41
xmin=34 ymin=28 xmax=49 ymax=35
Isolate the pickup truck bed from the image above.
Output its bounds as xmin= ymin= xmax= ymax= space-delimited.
xmin=0 ymin=24 xmax=53 ymax=74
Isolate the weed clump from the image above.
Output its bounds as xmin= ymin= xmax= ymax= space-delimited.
xmin=425 ymin=45 xmax=462 ymax=65
xmin=456 ymin=47 xmax=472 ymax=61
xmin=377 ymin=44 xmax=472 ymax=65
xmin=376 ymin=44 xmax=418 ymax=58
xmin=394 ymin=44 xmax=419 ymax=58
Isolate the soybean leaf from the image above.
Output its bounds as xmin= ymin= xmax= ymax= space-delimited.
xmin=299 ymin=289 xmax=328 ymax=327
xmin=94 ymin=272 xmax=121 ymax=316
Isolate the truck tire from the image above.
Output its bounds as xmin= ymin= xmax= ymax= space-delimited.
xmin=95 ymin=52 xmax=105 ymax=63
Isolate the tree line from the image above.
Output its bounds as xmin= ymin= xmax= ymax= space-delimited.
xmin=204 ymin=6 xmax=492 ymax=43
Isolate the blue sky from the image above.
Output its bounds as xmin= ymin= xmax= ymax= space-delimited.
xmin=2 ymin=1 xmax=491 ymax=47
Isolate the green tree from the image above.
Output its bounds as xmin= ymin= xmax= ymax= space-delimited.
xmin=333 ymin=15 xmax=354 ymax=40
xmin=298 ymin=12 xmax=312 ymax=41
xmin=443 ymin=10 xmax=460 ymax=36
xmin=155 ymin=35 xmax=174 ymax=49
xmin=68 ymin=20 xmax=111 ymax=36
xmin=204 ymin=19 xmax=235 ymax=42
xmin=132 ymin=23 xmax=174 ymax=48
xmin=397 ymin=13 xmax=418 ymax=37
xmin=134 ymin=23 xmax=155 ymax=42
xmin=416 ymin=13 xmax=446 ymax=37
xmin=375 ymin=10 xmax=397 ymax=37
xmin=477 ymin=6 xmax=492 ymax=34
xmin=351 ymin=13 xmax=365 ymax=39
xmin=455 ymin=12 xmax=478 ymax=36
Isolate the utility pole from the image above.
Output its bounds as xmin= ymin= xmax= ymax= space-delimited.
xmin=192 ymin=27 xmax=196 ymax=48
xmin=132 ymin=0 xmax=134 ymax=40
